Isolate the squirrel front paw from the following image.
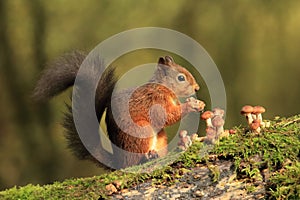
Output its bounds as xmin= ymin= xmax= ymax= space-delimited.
xmin=185 ymin=97 xmax=205 ymax=112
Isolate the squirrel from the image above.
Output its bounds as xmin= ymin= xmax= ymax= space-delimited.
xmin=33 ymin=51 xmax=205 ymax=169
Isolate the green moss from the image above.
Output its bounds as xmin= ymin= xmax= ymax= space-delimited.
xmin=212 ymin=115 xmax=300 ymax=199
xmin=268 ymin=161 xmax=300 ymax=199
xmin=207 ymin=163 xmax=220 ymax=182
xmin=245 ymin=184 xmax=257 ymax=193
xmin=0 ymin=115 xmax=299 ymax=199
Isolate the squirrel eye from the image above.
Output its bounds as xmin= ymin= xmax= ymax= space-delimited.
xmin=177 ymin=74 xmax=186 ymax=82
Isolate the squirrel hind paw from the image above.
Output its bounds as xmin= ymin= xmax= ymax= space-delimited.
xmin=145 ymin=150 xmax=159 ymax=160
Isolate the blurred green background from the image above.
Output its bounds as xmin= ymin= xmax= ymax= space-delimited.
xmin=0 ymin=0 xmax=299 ymax=190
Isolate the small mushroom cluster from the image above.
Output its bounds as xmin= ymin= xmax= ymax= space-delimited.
xmin=241 ymin=105 xmax=266 ymax=134
xmin=201 ymin=108 xmax=225 ymax=144
xmin=177 ymin=130 xmax=193 ymax=151
xmin=177 ymin=130 xmax=203 ymax=151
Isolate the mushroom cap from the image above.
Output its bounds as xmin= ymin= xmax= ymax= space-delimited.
xmin=212 ymin=116 xmax=225 ymax=127
xmin=179 ymin=130 xmax=188 ymax=138
xmin=252 ymin=106 xmax=266 ymax=114
xmin=250 ymin=119 xmax=260 ymax=130
xmin=241 ymin=105 xmax=254 ymax=114
xmin=201 ymin=111 xmax=214 ymax=120
xmin=212 ymin=108 xmax=225 ymax=117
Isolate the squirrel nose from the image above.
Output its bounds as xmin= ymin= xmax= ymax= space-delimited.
xmin=194 ymin=84 xmax=200 ymax=91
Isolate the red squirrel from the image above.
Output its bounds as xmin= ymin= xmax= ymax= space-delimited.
xmin=33 ymin=51 xmax=205 ymax=169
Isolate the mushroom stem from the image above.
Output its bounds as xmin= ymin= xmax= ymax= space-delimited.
xmin=206 ymin=118 xmax=213 ymax=128
xmin=241 ymin=105 xmax=254 ymax=125
xmin=215 ymin=126 xmax=224 ymax=140
xmin=252 ymin=106 xmax=266 ymax=122
xmin=212 ymin=115 xmax=225 ymax=141
xmin=246 ymin=114 xmax=254 ymax=124
xmin=257 ymin=113 xmax=263 ymax=122
xmin=252 ymin=106 xmax=266 ymax=126
xmin=201 ymin=111 xmax=214 ymax=128
xmin=205 ymin=127 xmax=216 ymax=145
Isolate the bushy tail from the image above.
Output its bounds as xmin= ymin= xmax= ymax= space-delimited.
xmin=34 ymin=51 xmax=117 ymax=168
xmin=33 ymin=51 xmax=86 ymax=101
xmin=63 ymin=66 xmax=117 ymax=167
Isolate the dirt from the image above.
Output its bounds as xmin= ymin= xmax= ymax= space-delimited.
xmin=109 ymin=160 xmax=266 ymax=200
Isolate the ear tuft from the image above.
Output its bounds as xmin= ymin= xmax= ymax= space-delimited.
xmin=158 ymin=57 xmax=165 ymax=65
xmin=165 ymin=56 xmax=174 ymax=64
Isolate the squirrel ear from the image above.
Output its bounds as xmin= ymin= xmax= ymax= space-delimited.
xmin=165 ymin=56 xmax=174 ymax=64
xmin=158 ymin=57 xmax=166 ymax=65
xmin=158 ymin=56 xmax=174 ymax=66
xmin=157 ymin=57 xmax=168 ymax=76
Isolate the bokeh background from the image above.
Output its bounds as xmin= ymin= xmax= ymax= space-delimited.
xmin=0 ymin=0 xmax=299 ymax=190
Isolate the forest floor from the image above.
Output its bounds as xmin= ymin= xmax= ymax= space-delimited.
xmin=0 ymin=115 xmax=299 ymax=200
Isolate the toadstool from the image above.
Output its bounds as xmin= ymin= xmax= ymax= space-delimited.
xmin=204 ymin=127 xmax=217 ymax=145
xmin=252 ymin=106 xmax=266 ymax=126
xmin=212 ymin=115 xmax=225 ymax=139
xmin=201 ymin=111 xmax=214 ymax=127
xmin=178 ymin=130 xmax=192 ymax=150
xmin=212 ymin=108 xmax=225 ymax=117
xmin=241 ymin=105 xmax=254 ymax=124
